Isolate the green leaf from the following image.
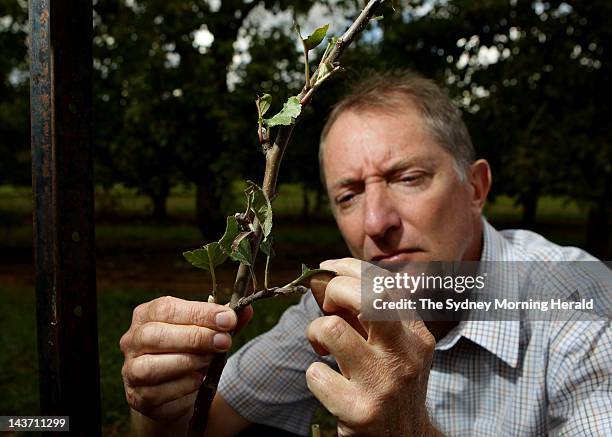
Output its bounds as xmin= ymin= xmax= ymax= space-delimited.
xmin=374 ymin=15 xmax=384 ymax=21
xmin=259 ymin=94 xmax=272 ymax=117
xmin=219 ymin=216 xmax=240 ymax=254
xmin=304 ymin=24 xmax=329 ymax=50
xmin=245 ymin=181 xmax=273 ymax=238
xmin=260 ymin=236 xmax=275 ymax=258
xmin=263 ymin=96 xmax=302 ymax=127
xmin=183 ymin=242 xmax=227 ymax=271
xmin=229 ymin=233 xmax=253 ymax=266
xmin=284 ymin=264 xmax=336 ymax=287
xmin=318 ymin=62 xmax=334 ymax=79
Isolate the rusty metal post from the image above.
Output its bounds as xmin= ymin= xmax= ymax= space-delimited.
xmin=29 ymin=0 xmax=101 ymax=435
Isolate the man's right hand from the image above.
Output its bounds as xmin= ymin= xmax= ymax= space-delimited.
xmin=119 ymin=296 xmax=252 ymax=429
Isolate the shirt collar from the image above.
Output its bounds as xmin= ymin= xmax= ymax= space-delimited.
xmin=435 ymin=217 xmax=521 ymax=368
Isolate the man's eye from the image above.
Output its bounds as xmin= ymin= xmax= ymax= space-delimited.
xmin=399 ymin=173 xmax=424 ymax=185
xmin=336 ymin=193 xmax=355 ymax=205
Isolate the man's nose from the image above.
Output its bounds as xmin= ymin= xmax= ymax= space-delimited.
xmin=362 ymin=183 xmax=401 ymax=240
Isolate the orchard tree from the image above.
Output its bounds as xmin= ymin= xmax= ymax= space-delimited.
xmin=0 ymin=0 xmax=29 ymax=187
xmin=460 ymin=0 xmax=611 ymax=246
xmin=374 ymin=0 xmax=610 ymax=252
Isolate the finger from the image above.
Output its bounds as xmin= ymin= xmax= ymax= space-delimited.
xmin=145 ymin=390 xmax=197 ymax=424
xmin=125 ymin=353 xmax=212 ymax=387
xmin=127 ymin=372 xmax=202 ymax=416
xmin=135 ymin=322 xmax=232 ymax=355
xmin=322 ymin=276 xmax=361 ymax=314
xmin=320 ymin=258 xmax=362 ymax=279
xmin=133 ymin=296 xmax=237 ymax=331
xmin=307 ymin=316 xmax=368 ymax=377
xmin=306 ymin=362 xmax=360 ymax=421
xmin=320 ymin=275 xmax=368 ymax=338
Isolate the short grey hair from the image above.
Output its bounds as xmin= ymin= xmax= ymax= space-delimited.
xmin=319 ymin=70 xmax=475 ymax=185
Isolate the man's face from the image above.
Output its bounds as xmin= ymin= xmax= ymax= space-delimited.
xmin=323 ymin=105 xmax=485 ymax=262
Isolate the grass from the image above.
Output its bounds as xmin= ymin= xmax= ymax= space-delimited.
xmin=483 ymin=195 xmax=586 ymax=225
xmin=0 ymin=288 xmax=39 ymax=417
xmin=0 ymin=183 xmax=327 ymax=220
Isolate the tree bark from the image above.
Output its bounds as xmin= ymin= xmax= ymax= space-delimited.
xmin=149 ymin=184 xmax=169 ymax=221
xmin=314 ymin=183 xmax=325 ymax=217
xmin=301 ymin=184 xmax=310 ymax=219
xmin=586 ymin=200 xmax=610 ymax=258
xmin=151 ymin=195 xmax=167 ymax=221
xmin=519 ymin=193 xmax=538 ymax=229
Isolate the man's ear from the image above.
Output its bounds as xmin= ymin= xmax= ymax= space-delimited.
xmin=468 ymin=159 xmax=491 ymax=210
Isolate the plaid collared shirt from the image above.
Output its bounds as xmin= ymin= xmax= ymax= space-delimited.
xmin=218 ymin=219 xmax=611 ymax=436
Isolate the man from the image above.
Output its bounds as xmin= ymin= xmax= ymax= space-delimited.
xmin=120 ymin=71 xmax=611 ymax=436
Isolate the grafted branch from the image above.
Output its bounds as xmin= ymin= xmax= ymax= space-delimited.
xmin=187 ymin=2 xmax=385 ymax=436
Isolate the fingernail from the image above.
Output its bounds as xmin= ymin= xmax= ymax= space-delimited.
xmin=215 ymin=311 xmax=235 ymax=330
xmin=307 ymin=365 xmax=320 ymax=381
xmin=213 ymin=333 xmax=231 ymax=351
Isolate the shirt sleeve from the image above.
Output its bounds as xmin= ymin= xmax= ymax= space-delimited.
xmin=218 ymin=293 xmax=336 ymax=436
xmin=546 ymin=318 xmax=612 ymax=436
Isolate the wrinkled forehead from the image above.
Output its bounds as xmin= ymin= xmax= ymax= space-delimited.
xmin=321 ymin=107 xmax=444 ymax=183
xmin=321 ymin=93 xmax=425 ymax=145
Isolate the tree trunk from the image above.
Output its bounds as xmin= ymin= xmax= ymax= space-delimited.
xmin=301 ymin=185 xmax=310 ymax=219
xmin=196 ymin=181 xmax=225 ymax=241
xmin=586 ymin=200 xmax=610 ymax=259
xmin=314 ymin=183 xmax=326 ymax=217
xmin=149 ymin=185 xmax=169 ymax=221
xmin=519 ymin=193 xmax=538 ymax=229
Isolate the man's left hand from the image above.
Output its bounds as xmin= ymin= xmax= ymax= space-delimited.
xmin=307 ymin=258 xmax=441 ymax=437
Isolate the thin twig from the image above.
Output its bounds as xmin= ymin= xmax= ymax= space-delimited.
xmin=264 ymin=254 xmax=271 ymax=289
xmin=187 ymin=2 xmax=385 ymax=435
xmin=301 ymin=39 xmax=311 ymax=90
xmin=301 ymin=65 xmax=342 ymax=106
xmin=248 ymin=265 xmax=258 ymax=293
xmin=322 ymin=0 xmax=383 ymax=66
xmin=231 ymin=285 xmax=309 ymax=312
xmin=255 ymin=96 xmax=264 ymax=144
xmin=207 ymin=250 xmax=217 ymax=302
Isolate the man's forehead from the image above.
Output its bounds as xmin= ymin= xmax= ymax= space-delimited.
xmin=325 ymin=106 xmax=433 ymax=149
xmin=321 ymin=107 xmax=446 ymax=185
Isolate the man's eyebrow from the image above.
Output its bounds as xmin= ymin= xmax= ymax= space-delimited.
xmin=332 ymin=177 xmax=361 ymax=191
xmin=384 ymin=156 xmax=435 ymax=174
xmin=330 ymin=156 xmax=437 ymax=190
